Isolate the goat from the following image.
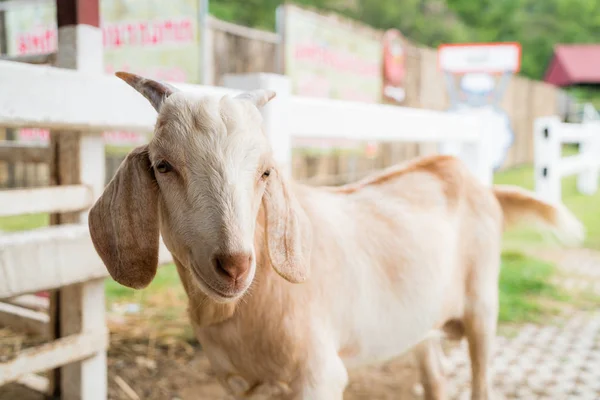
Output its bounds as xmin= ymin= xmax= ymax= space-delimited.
xmin=89 ymin=72 xmax=584 ymax=400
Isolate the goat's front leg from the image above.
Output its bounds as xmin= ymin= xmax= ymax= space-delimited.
xmin=414 ymin=337 xmax=448 ymax=400
xmin=294 ymin=350 xmax=348 ymax=400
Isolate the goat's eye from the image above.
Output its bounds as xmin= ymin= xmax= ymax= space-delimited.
xmin=262 ymin=169 xmax=271 ymax=179
xmin=156 ymin=161 xmax=172 ymax=173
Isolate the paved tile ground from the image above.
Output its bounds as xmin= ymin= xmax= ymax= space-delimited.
xmin=444 ymin=311 xmax=600 ymax=399
xmin=441 ymin=249 xmax=600 ymax=400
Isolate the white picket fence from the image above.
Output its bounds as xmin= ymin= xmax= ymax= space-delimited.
xmin=534 ymin=109 xmax=600 ymax=203
xmin=0 ymin=59 xmax=501 ymax=398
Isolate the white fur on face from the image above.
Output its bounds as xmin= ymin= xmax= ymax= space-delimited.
xmin=149 ymin=93 xmax=272 ymax=300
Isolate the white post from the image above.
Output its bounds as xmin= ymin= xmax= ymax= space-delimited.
xmin=577 ymin=120 xmax=600 ymax=196
xmin=222 ymin=73 xmax=293 ymax=177
xmin=53 ymin=2 xmax=108 ymax=398
xmin=534 ymin=116 xmax=562 ymax=204
xmin=79 ymin=135 xmax=106 ymax=225
xmin=460 ymin=114 xmax=494 ymax=187
xmin=59 ymin=279 xmax=109 ymax=400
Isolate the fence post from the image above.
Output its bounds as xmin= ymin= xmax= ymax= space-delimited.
xmin=534 ymin=116 xmax=562 ymax=204
xmin=459 ymin=114 xmax=494 ymax=187
xmin=577 ymin=120 xmax=600 ymax=196
xmin=222 ymin=73 xmax=293 ymax=177
xmin=50 ymin=1 xmax=108 ymax=399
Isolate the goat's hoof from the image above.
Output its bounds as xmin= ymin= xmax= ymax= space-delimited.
xmin=412 ymin=383 xmax=424 ymax=397
xmin=226 ymin=374 xmax=251 ymax=395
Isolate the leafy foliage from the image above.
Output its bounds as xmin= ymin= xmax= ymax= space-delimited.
xmin=210 ymin=0 xmax=600 ymax=80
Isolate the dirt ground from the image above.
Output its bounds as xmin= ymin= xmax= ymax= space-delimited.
xmin=1 ymin=336 xmax=421 ymax=400
xmin=104 ymin=339 xmax=420 ymax=400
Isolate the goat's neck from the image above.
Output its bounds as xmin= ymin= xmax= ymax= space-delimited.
xmin=174 ymin=207 xmax=274 ymax=327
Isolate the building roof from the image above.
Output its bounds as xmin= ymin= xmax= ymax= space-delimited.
xmin=544 ymin=45 xmax=600 ymax=86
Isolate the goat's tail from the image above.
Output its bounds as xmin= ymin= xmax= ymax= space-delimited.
xmin=493 ymin=184 xmax=585 ymax=246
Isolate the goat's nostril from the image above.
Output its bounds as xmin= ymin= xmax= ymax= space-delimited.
xmin=214 ymin=256 xmax=225 ymax=276
xmin=213 ymin=253 xmax=252 ymax=281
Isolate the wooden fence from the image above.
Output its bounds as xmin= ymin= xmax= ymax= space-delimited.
xmin=0 ymin=13 xmax=569 ymax=189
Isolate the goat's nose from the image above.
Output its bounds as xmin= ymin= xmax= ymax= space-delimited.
xmin=213 ymin=253 xmax=252 ymax=281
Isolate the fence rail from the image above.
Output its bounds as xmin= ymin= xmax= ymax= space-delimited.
xmin=0 ymin=141 xmax=50 ymax=163
xmin=535 ymin=115 xmax=600 ymax=203
xmin=0 ymin=185 xmax=93 ymax=217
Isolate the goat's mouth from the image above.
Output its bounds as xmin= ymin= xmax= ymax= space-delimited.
xmin=190 ymin=266 xmax=248 ymax=303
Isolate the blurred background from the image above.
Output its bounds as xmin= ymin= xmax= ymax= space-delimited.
xmin=0 ymin=0 xmax=599 ymax=399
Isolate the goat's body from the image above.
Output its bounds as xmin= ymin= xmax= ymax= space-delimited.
xmin=176 ymin=155 xmax=511 ymax=399
xmin=97 ymin=77 xmax=584 ymax=400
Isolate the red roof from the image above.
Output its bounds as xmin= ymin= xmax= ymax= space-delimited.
xmin=544 ymin=45 xmax=600 ymax=86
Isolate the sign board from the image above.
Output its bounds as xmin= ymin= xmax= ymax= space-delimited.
xmin=278 ymin=4 xmax=382 ymax=104
xmin=438 ymin=42 xmax=522 ymax=170
xmin=438 ymin=42 xmax=521 ymax=74
xmin=277 ymin=4 xmax=382 ymax=156
xmin=101 ymin=0 xmax=201 ymax=83
xmin=3 ymin=0 xmax=202 ymax=146
xmin=382 ymin=29 xmax=407 ymax=104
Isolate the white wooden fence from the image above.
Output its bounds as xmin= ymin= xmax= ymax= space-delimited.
xmin=534 ymin=111 xmax=600 ymax=204
xmin=0 ymin=59 xmax=500 ymax=398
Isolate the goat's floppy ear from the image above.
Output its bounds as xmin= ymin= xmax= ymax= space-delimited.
xmin=115 ymin=71 xmax=178 ymax=112
xmin=89 ymin=145 xmax=160 ymax=289
xmin=235 ymin=90 xmax=276 ymax=108
xmin=263 ymin=168 xmax=312 ymax=283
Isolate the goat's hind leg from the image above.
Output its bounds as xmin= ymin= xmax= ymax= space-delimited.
xmin=465 ymin=258 xmax=500 ymax=400
xmin=464 ymin=302 xmax=497 ymax=400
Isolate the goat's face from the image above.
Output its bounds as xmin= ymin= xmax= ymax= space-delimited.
xmin=150 ymin=93 xmax=272 ymax=301
xmin=89 ymin=73 xmax=312 ymax=303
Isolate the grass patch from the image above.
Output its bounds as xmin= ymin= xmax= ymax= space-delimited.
xmin=0 ymin=213 xmax=48 ymax=232
xmin=105 ymin=264 xmax=192 ymax=340
xmin=498 ymin=251 xmax=568 ymax=323
xmin=105 ymin=263 xmax=183 ymax=304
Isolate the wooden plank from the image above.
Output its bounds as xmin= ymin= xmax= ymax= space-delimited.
xmin=51 ymin=6 xmax=105 ymax=399
xmin=57 ymin=0 xmax=99 ymax=28
xmin=0 ymin=301 xmax=49 ymax=337
xmin=0 ymin=141 xmax=50 ymax=163
xmin=5 ymin=295 xmax=49 ymax=311
xmin=60 ymin=279 xmax=107 ymax=400
xmin=559 ymin=155 xmax=597 ymax=177
xmin=49 ymin=132 xmax=82 ymax=225
xmin=16 ymin=373 xmax=49 ymax=393
xmin=0 ymin=225 xmax=104 ymax=299
xmin=0 ymin=185 xmax=93 ymax=217
xmin=209 ymin=16 xmax=280 ymax=44
xmin=0 ymin=60 xmax=239 ymax=133
xmin=0 ymin=331 xmax=108 ymax=385
xmin=558 ymin=123 xmax=596 ymax=143
xmin=0 ymin=53 xmax=56 ymax=65
xmin=289 ymin=96 xmax=481 ymax=143
xmin=0 ymin=224 xmax=174 ymax=299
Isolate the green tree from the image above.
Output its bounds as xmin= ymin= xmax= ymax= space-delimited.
xmin=210 ymin=0 xmax=600 ymax=80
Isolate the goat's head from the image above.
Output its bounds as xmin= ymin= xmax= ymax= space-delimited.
xmin=88 ymin=72 xmax=312 ymax=303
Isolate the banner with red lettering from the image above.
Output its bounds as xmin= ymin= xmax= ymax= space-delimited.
xmin=4 ymin=0 xmax=201 ymax=147
xmin=278 ymin=4 xmax=383 ymax=104
xmin=277 ymin=4 xmax=382 ymax=155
